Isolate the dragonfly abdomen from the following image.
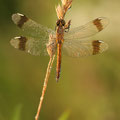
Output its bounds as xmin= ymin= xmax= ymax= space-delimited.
xmin=56 ymin=42 xmax=62 ymax=82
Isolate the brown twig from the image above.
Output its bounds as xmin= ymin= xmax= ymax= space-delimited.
xmin=35 ymin=55 xmax=55 ymax=120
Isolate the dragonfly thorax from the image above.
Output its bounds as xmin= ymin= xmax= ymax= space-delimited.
xmin=56 ymin=19 xmax=65 ymax=34
xmin=56 ymin=19 xmax=65 ymax=27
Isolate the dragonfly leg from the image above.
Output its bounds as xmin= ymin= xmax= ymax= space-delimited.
xmin=65 ymin=20 xmax=71 ymax=32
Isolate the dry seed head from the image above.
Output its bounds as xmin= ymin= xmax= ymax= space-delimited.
xmin=61 ymin=0 xmax=67 ymax=6
xmin=61 ymin=0 xmax=72 ymax=7
xmin=56 ymin=0 xmax=72 ymax=19
xmin=56 ymin=4 xmax=64 ymax=19
xmin=62 ymin=0 xmax=72 ymax=13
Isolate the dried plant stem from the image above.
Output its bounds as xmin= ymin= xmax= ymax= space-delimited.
xmin=35 ymin=55 xmax=55 ymax=120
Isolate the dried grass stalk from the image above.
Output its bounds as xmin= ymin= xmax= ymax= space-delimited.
xmin=35 ymin=55 xmax=55 ymax=120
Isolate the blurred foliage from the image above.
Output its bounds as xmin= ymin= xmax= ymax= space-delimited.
xmin=0 ymin=0 xmax=120 ymax=120
xmin=58 ymin=110 xmax=70 ymax=120
xmin=11 ymin=104 xmax=22 ymax=120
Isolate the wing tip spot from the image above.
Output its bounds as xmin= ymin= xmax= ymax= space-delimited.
xmin=93 ymin=18 xmax=103 ymax=31
xmin=18 ymin=36 xmax=27 ymax=51
xmin=12 ymin=13 xmax=28 ymax=28
xmin=92 ymin=40 xmax=101 ymax=55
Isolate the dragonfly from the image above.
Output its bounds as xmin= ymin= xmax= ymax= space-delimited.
xmin=10 ymin=13 xmax=109 ymax=82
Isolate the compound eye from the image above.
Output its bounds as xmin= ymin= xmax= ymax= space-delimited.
xmin=61 ymin=20 xmax=65 ymax=26
xmin=56 ymin=20 xmax=60 ymax=26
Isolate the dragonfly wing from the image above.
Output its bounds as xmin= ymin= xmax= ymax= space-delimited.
xmin=10 ymin=36 xmax=56 ymax=56
xmin=64 ymin=17 xmax=109 ymax=40
xmin=63 ymin=39 xmax=108 ymax=57
xmin=12 ymin=13 xmax=55 ymax=39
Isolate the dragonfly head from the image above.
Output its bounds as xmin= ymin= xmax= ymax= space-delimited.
xmin=56 ymin=19 xmax=65 ymax=27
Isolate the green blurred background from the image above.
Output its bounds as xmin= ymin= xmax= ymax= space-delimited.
xmin=0 ymin=0 xmax=120 ymax=120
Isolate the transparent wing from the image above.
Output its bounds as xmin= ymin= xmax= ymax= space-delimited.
xmin=10 ymin=36 xmax=56 ymax=56
xmin=64 ymin=17 xmax=109 ymax=40
xmin=12 ymin=13 xmax=55 ymax=39
xmin=63 ymin=39 xmax=108 ymax=57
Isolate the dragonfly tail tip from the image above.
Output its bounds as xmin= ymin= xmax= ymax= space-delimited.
xmin=56 ymin=78 xmax=59 ymax=83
